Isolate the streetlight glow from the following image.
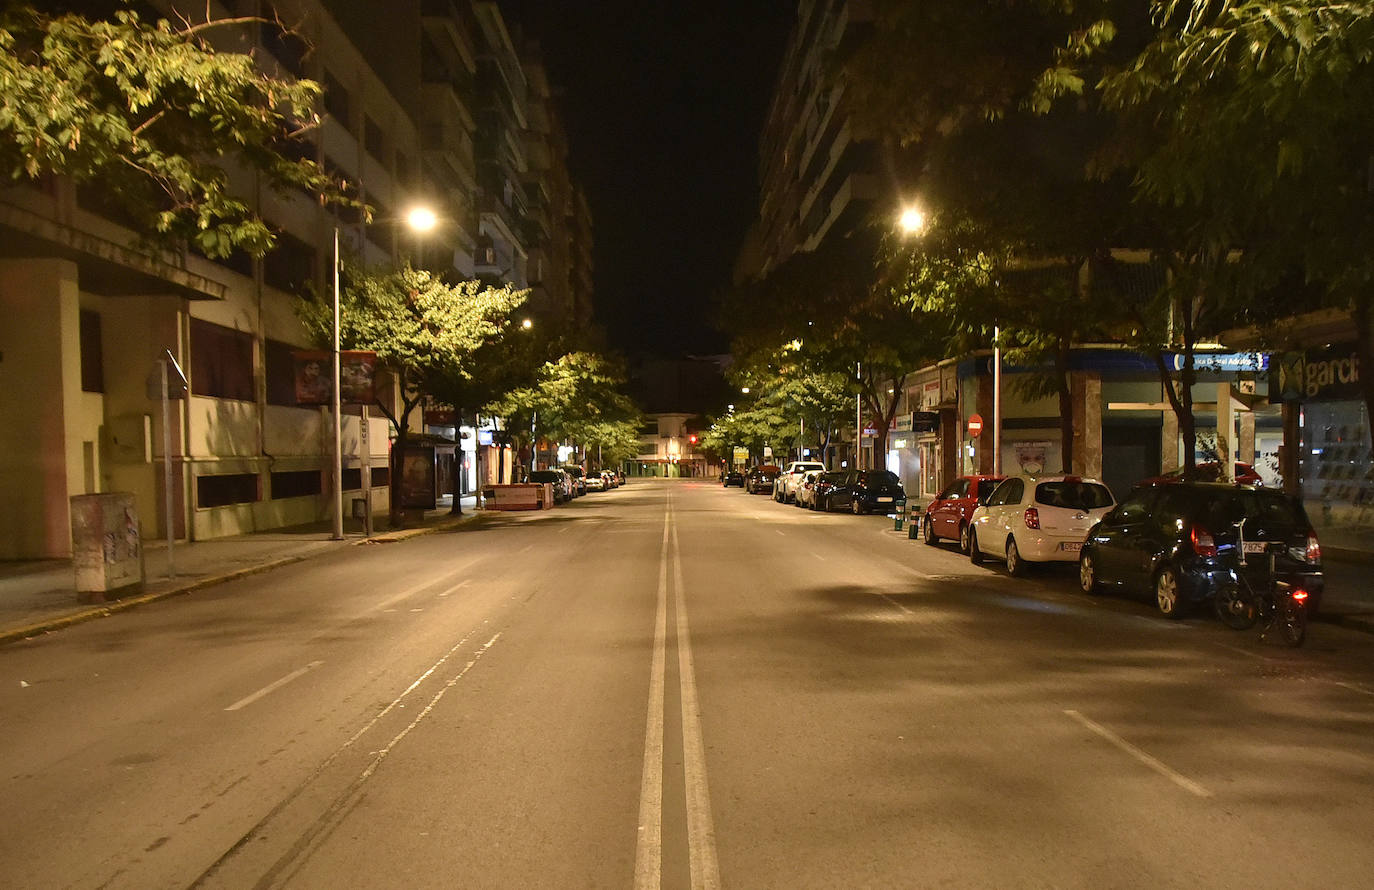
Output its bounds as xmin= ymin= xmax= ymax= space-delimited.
xmin=521 ymin=318 xmax=533 ymax=330
xmin=741 ymin=386 xmax=750 ymax=394
xmin=899 ymin=206 xmax=926 ymax=235
xmin=405 ymin=206 xmax=438 ymax=233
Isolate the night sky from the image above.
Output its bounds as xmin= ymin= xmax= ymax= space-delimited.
xmin=502 ymin=1 xmax=795 ymax=360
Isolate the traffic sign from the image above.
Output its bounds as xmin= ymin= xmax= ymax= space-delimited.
xmin=967 ymin=414 xmax=984 ymax=437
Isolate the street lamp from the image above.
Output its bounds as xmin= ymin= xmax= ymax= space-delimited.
xmin=899 ymin=206 xmax=926 ymax=235
xmin=331 ymin=205 xmax=438 ymax=540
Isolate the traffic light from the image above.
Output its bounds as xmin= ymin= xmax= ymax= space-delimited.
xmin=688 ymin=434 xmax=699 ymax=445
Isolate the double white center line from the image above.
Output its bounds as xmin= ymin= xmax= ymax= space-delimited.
xmin=635 ymin=498 xmax=720 ymax=890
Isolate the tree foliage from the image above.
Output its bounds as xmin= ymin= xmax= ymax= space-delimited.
xmin=0 ymin=2 xmax=344 ymax=258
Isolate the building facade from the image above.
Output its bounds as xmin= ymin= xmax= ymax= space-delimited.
xmin=0 ymin=0 xmax=591 ymax=558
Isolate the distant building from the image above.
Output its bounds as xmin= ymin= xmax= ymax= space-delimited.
xmin=629 ymin=414 xmax=708 ymax=478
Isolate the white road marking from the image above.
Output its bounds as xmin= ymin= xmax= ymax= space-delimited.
xmin=1064 ymin=709 xmax=1212 ymax=798
xmin=1332 ymin=681 xmax=1374 ymax=697
xmin=437 ymin=579 xmax=471 ymax=598
xmin=558 ymin=525 xmax=571 ymax=534
xmin=633 ymin=511 xmax=670 ymax=890
xmin=1215 ymin=642 xmax=1263 ymax=659
xmin=672 ymin=515 xmax=722 ymax=890
xmin=375 ymin=562 xmax=475 ymax=612
xmin=811 ymin=553 xmax=827 ymax=562
xmin=225 ymin=661 xmax=324 ymax=712
xmin=776 ymin=530 xmax=786 ymax=537
xmin=877 ymin=593 xmax=913 ymax=615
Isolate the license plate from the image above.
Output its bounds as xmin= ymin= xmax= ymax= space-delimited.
xmin=1060 ymin=542 xmax=1082 ymax=552
xmin=1242 ymin=541 xmax=1266 ymax=554
xmin=877 ymin=497 xmax=894 ymax=503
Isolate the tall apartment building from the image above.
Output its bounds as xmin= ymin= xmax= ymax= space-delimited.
xmin=0 ymin=0 xmax=592 ymax=558
xmin=735 ymin=0 xmax=879 ymax=283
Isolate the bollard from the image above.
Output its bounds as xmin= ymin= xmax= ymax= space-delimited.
xmin=893 ymin=497 xmax=908 ymax=532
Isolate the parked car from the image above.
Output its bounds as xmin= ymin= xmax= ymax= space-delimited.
xmin=722 ymin=468 xmax=745 ymax=488
xmin=529 ymin=469 xmax=571 ymax=504
xmin=585 ymin=473 xmax=606 ymax=492
xmin=775 ymin=461 xmax=827 ymax=502
xmin=793 ymin=470 xmax=826 ymax=508
xmin=921 ymin=474 xmax=1006 ymax=552
xmin=1079 ymin=481 xmax=1323 ymax=618
xmin=819 ymin=469 xmax=905 ymax=514
xmin=602 ymin=471 xmax=619 ymax=489
xmin=561 ymin=466 xmax=587 ymax=496
xmin=746 ymin=465 xmax=781 ymax=495
xmin=805 ymin=471 xmax=849 ymax=510
xmin=968 ymin=475 xmax=1115 ymax=576
xmin=1141 ymin=461 xmax=1264 ymax=486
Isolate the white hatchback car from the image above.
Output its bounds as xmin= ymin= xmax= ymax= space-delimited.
xmin=968 ymin=475 xmax=1116 ymax=576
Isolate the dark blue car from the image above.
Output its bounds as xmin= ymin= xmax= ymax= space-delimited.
xmin=820 ymin=469 xmax=905 ymax=515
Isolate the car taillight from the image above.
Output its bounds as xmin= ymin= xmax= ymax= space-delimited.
xmin=1191 ymin=525 xmax=1217 ymax=557
xmin=1306 ymin=530 xmax=1321 ymax=563
xmin=1024 ymin=507 xmax=1040 ymax=530
xmin=1291 ymin=588 xmax=1310 ymax=602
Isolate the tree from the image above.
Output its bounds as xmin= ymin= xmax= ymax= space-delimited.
xmin=296 ymin=265 xmax=528 ymax=525
xmin=0 ymin=2 xmax=343 ymax=258
xmin=483 ymin=351 xmax=641 ymax=476
xmin=730 ymin=347 xmax=854 ymax=467
xmin=840 ymin=0 xmax=1139 ymax=473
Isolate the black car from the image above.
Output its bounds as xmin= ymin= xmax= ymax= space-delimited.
xmin=561 ymin=466 xmax=587 ymax=496
xmin=820 ymin=469 xmax=905 ymax=514
xmin=746 ymin=465 xmax=781 ymax=494
xmin=1080 ymin=481 xmax=1323 ymax=618
xmin=722 ymin=468 xmax=745 ymax=488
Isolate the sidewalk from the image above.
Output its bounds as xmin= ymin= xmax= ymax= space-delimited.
xmin=0 ymin=496 xmax=482 ymax=646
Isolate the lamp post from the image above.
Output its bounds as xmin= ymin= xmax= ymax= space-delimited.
xmin=331 ymin=205 xmax=439 ymax=541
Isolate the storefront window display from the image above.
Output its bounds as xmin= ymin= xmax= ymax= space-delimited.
xmin=1302 ymin=399 xmax=1373 ymax=551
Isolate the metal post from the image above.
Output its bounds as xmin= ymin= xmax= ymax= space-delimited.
xmin=993 ymin=325 xmax=1002 ymax=476
xmin=160 ymin=359 xmax=175 ymax=579
xmin=530 ymin=410 xmax=537 ymax=477
xmin=331 ymin=226 xmax=344 ymax=540
xmin=856 ymin=361 xmax=862 ymax=469
xmin=360 ymin=406 xmax=372 ymax=536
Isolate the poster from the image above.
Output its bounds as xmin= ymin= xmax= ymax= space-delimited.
xmin=293 ymin=351 xmax=377 ymax=405
xmin=400 ymin=445 xmax=437 ymax=509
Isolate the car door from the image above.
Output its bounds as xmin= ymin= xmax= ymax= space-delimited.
xmin=1091 ymin=488 xmax=1158 ymax=585
xmin=930 ymin=478 xmax=968 ymax=537
xmin=990 ymin=478 xmax=1025 ymax=556
xmin=974 ymin=478 xmax=1019 ymax=558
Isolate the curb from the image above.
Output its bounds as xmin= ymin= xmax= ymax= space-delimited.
xmin=0 ymin=510 xmax=486 ymax=646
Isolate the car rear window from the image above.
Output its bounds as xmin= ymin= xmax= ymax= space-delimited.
xmin=864 ymin=471 xmax=900 ymax=485
xmin=823 ymin=472 xmax=847 ymax=483
xmin=1035 ymin=481 xmax=1113 ymax=510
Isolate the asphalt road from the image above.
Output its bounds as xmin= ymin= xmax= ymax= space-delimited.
xmin=4 ymin=478 xmax=1374 ymax=889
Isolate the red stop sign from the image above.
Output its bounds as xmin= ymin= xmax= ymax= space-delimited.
xmin=967 ymin=414 xmax=984 ymax=437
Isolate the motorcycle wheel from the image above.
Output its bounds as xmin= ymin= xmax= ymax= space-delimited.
xmin=1213 ymin=582 xmax=1258 ymax=630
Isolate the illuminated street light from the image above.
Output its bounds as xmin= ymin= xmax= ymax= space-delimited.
xmin=741 ymin=386 xmax=750 ymax=394
xmin=405 ymin=205 xmax=438 ymax=233
xmin=521 ymin=318 xmax=533 ymax=330
xmin=899 ymin=206 xmax=926 ymax=235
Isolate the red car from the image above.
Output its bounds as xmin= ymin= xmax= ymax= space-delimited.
xmin=1142 ymin=462 xmax=1263 ymax=486
xmin=920 ymin=474 xmax=1006 ymax=553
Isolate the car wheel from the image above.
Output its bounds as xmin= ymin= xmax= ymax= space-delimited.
xmin=851 ymin=498 xmax=864 ymax=515
xmin=1155 ymin=566 xmax=1186 ymax=619
xmin=1079 ymin=552 xmax=1103 ymax=595
xmin=958 ymin=523 xmax=972 ymax=555
xmin=968 ymin=529 xmax=984 ymax=564
xmin=1006 ymin=537 xmax=1028 ymax=577
xmin=922 ymin=517 xmax=938 ymax=546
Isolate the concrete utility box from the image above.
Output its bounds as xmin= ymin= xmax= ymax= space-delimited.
xmin=70 ymin=492 xmax=145 ymax=602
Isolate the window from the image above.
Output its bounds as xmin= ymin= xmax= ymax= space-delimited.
xmin=938 ymin=479 xmax=968 ymax=500
xmin=259 ymin=6 xmax=306 ymax=77
xmin=265 ymin=339 xmax=300 ymax=406
xmin=271 ymin=470 xmax=322 ymax=500
xmin=342 ymin=467 xmax=362 ymax=490
xmin=371 ymin=466 xmax=390 ymax=487
xmin=79 ymin=310 xmax=103 ymax=393
xmin=1111 ymin=490 xmax=1156 ymax=523
xmin=975 ymin=479 xmax=1002 ymax=501
xmin=323 ymin=69 xmax=351 ymax=130
xmin=190 ymin=319 xmax=254 ymax=401
xmin=197 ymin=473 xmax=259 ymax=508
xmin=262 ymin=231 xmax=316 ymax=294
xmin=364 ymin=115 xmax=386 ymax=161
xmin=1035 ymin=481 xmax=1112 ymax=510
